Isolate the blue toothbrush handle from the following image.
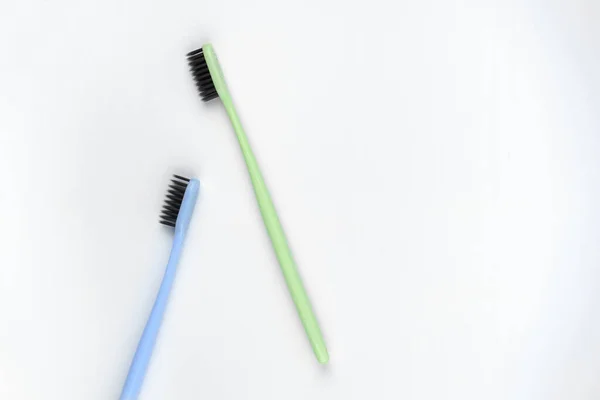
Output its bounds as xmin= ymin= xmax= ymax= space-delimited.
xmin=120 ymin=233 xmax=185 ymax=400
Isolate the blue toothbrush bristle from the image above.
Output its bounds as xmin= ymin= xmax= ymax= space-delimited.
xmin=159 ymin=175 xmax=190 ymax=227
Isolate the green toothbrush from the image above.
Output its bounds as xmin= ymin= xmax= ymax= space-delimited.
xmin=186 ymin=44 xmax=329 ymax=364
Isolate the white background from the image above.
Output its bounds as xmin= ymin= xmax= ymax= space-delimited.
xmin=1 ymin=0 xmax=599 ymax=399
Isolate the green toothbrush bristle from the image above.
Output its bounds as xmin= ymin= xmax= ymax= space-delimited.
xmin=186 ymin=48 xmax=219 ymax=102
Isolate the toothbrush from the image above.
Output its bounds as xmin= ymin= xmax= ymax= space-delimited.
xmin=120 ymin=174 xmax=200 ymax=400
xmin=186 ymin=44 xmax=329 ymax=364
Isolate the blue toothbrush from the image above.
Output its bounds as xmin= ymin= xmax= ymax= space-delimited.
xmin=120 ymin=174 xmax=200 ymax=400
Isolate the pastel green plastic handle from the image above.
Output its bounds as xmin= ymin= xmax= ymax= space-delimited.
xmin=203 ymin=44 xmax=329 ymax=363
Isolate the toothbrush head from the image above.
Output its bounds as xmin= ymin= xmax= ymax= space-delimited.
xmin=186 ymin=44 xmax=227 ymax=103
xmin=159 ymin=174 xmax=199 ymax=231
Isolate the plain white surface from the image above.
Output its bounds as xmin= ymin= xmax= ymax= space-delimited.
xmin=1 ymin=0 xmax=599 ymax=399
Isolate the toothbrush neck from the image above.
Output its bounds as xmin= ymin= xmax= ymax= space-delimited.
xmin=174 ymin=226 xmax=187 ymax=239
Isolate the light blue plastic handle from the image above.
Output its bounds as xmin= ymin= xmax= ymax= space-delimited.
xmin=120 ymin=179 xmax=199 ymax=400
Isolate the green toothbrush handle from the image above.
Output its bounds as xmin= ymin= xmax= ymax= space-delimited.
xmin=201 ymin=43 xmax=328 ymax=363
xmin=223 ymin=100 xmax=329 ymax=364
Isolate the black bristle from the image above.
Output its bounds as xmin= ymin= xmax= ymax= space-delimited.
xmin=162 ymin=205 xmax=179 ymax=213
xmin=186 ymin=48 xmax=218 ymax=102
xmin=173 ymin=174 xmax=190 ymax=182
xmin=166 ymin=195 xmax=182 ymax=204
xmin=168 ymin=186 xmax=185 ymax=194
xmin=159 ymin=174 xmax=190 ymax=228
xmin=171 ymin=179 xmax=187 ymax=188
